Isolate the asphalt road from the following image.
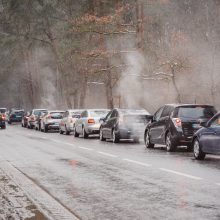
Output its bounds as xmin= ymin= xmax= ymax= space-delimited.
xmin=0 ymin=125 xmax=220 ymax=220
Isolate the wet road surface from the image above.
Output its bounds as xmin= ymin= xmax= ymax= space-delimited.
xmin=0 ymin=125 xmax=220 ymax=220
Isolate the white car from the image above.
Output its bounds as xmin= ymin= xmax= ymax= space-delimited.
xmin=41 ymin=110 xmax=64 ymax=133
xmin=59 ymin=109 xmax=84 ymax=135
xmin=74 ymin=109 xmax=110 ymax=138
xmin=27 ymin=109 xmax=47 ymax=129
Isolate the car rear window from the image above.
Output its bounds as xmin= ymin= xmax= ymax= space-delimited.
xmin=176 ymin=106 xmax=216 ymax=120
xmin=90 ymin=110 xmax=109 ymax=117
xmin=33 ymin=110 xmax=47 ymax=116
xmin=13 ymin=111 xmax=24 ymax=116
xmin=0 ymin=109 xmax=6 ymax=113
xmin=50 ymin=112 xmax=64 ymax=119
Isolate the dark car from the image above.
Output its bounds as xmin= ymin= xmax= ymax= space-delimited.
xmin=0 ymin=113 xmax=6 ymax=129
xmin=192 ymin=112 xmax=220 ymax=160
xmin=144 ymin=104 xmax=217 ymax=152
xmin=99 ymin=109 xmax=152 ymax=143
xmin=22 ymin=112 xmax=30 ymax=127
xmin=8 ymin=110 xmax=25 ymax=124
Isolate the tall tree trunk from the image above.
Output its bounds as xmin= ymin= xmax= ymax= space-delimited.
xmin=171 ymin=68 xmax=181 ymax=103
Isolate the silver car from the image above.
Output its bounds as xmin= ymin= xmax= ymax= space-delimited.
xmin=74 ymin=109 xmax=110 ymax=138
xmin=41 ymin=110 xmax=64 ymax=133
xmin=59 ymin=109 xmax=84 ymax=135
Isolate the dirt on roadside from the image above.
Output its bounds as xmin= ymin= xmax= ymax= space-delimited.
xmin=0 ymin=168 xmax=48 ymax=220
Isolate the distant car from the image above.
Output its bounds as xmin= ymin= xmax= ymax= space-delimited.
xmin=100 ymin=109 xmax=152 ymax=143
xmin=27 ymin=109 xmax=47 ymax=129
xmin=0 ymin=113 xmax=6 ymax=129
xmin=192 ymin=112 xmax=220 ymax=160
xmin=0 ymin=108 xmax=7 ymax=121
xmin=8 ymin=110 xmax=25 ymax=124
xmin=74 ymin=109 xmax=110 ymax=138
xmin=144 ymin=104 xmax=217 ymax=152
xmin=59 ymin=109 xmax=83 ymax=135
xmin=21 ymin=112 xmax=30 ymax=127
xmin=34 ymin=111 xmax=47 ymax=131
xmin=40 ymin=111 xmax=64 ymax=133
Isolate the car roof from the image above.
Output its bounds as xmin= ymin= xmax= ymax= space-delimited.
xmin=32 ymin=109 xmax=47 ymax=111
xmin=164 ymin=104 xmax=215 ymax=108
xmin=68 ymin=109 xmax=84 ymax=112
xmin=48 ymin=110 xmax=65 ymax=113
xmin=86 ymin=109 xmax=110 ymax=112
xmin=115 ymin=108 xmax=150 ymax=115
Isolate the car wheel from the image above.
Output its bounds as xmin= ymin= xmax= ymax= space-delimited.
xmin=82 ymin=127 xmax=88 ymax=139
xmin=99 ymin=128 xmax=106 ymax=141
xmin=59 ymin=128 xmax=64 ymax=134
xmin=166 ymin=132 xmax=176 ymax=152
xmin=1 ymin=125 xmax=6 ymax=129
xmin=73 ymin=127 xmax=79 ymax=137
xmin=145 ymin=130 xmax=154 ymax=148
xmin=193 ymin=138 xmax=206 ymax=160
xmin=112 ymin=129 xmax=120 ymax=143
xmin=22 ymin=123 xmax=24 ymax=127
xmin=65 ymin=126 xmax=70 ymax=135
xmin=44 ymin=125 xmax=48 ymax=133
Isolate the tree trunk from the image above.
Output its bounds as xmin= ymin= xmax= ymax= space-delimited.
xmin=171 ymin=68 xmax=181 ymax=103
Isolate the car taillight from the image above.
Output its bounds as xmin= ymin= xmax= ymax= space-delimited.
xmin=88 ymin=118 xmax=95 ymax=124
xmin=172 ymin=118 xmax=182 ymax=128
xmin=46 ymin=115 xmax=51 ymax=119
xmin=30 ymin=116 xmax=35 ymax=120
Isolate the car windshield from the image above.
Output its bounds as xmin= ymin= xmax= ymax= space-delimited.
xmin=33 ymin=110 xmax=47 ymax=116
xmin=0 ymin=109 xmax=6 ymax=113
xmin=177 ymin=106 xmax=216 ymax=120
xmin=90 ymin=110 xmax=109 ymax=117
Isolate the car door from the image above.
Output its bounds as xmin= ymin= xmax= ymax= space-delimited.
xmin=149 ymin=107 xmax=164 ymax=144
xmin=200 ymin=114 xmax=220 ymax=154
xmin=107 ymin=110 xmax=118 ymax=138
xmin=101 ymin=111 xmax=112 ymax=138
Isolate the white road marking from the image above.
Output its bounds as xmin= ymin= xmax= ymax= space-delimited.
xmin=159 ymin=168 xmax=202 ymax=180
xmin=52 ymin=139 xmax=63 ymax=144
xmin=123 ymin=159 xmax=152 ymax=167
xmin=78 ymin=146 xmax=94 ymax=151
xmin=97 ymin=151 xmax=118 ymax=158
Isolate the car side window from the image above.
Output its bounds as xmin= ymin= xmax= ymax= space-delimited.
xmin=161 ymin=106 xmax=173 ymax=118
xmin=154 ymin=107 xmax=164 ymax=122
xmin=210 ymin=115 xmax=220 ymax=128
xmin=105 ymin=111 xmax=112 ymax=121
xmin=110 ymin=110 xmax=118 ymax=119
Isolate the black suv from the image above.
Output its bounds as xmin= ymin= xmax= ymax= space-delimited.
xmin=144 ymin=104 xmax=217 ymax=151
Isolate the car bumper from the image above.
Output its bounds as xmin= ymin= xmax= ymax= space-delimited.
xmin=172 ymin=131 xmax=193 ymax=145
xmin=86 ymin=124 xmax=101 ymax=134
xmin=0 ymin=121 xmax=6 ymax=126
xmin=115 ymin=127 xmax=144 ymax=139
xmin=47 ymin=123 xmax=60 ymax=130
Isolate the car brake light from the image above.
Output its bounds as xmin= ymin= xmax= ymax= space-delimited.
xmin=88 ymin=118 xmax=95 ymax=124
xmin=172 ymin=118 xmax=182 ymax=128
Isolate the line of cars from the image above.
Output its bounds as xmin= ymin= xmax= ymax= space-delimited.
xmin=2 ymin=103 xmax=220 ymax=160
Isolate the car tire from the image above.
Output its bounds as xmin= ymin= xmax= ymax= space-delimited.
xmin=166 ymin=132 xmax=176 ymax=152
xmin=44 ymin=125 xmax=48 ymax=133
xmin=22 ymin=123 xmax=24 ymax=127
xmin=112 ymin=129 xmax=120 ymax=143
xmin=59 ymin=128 xmax=64 ymax=135
xmin=73 ymin=127 xmax=79 ymax=137
xmin=193 ymin=138 xmax=206 ymax=160
xmin=144 ymin=130 xmax=154 ymax=148
xmin=99 ymin=128 xmax=106 ymax=141
xmin=82 ymin=127 xmax=88 ymax=139
xmin=8 ymin=121 xmax=11 ymax=125
xmin=1 ymin=125 xmax=6 ymax=129
xmin=65 ymin=126 xmax=70 ymax=135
